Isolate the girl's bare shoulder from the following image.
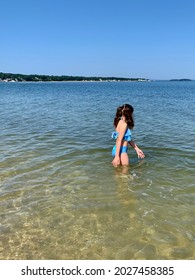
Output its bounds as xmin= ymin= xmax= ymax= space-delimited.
xmin=116 ymin=119 xmax=127 ymax=131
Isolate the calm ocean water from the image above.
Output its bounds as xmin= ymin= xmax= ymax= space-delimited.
xmin=0 ymin=81 xmax=195 ymax=260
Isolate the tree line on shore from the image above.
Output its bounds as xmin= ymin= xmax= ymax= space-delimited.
xmin=0 ymin=72 xmax=149 ymax=82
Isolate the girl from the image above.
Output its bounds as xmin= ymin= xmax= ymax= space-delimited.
xmin=111 ymin=104 xmax=145 ymax=167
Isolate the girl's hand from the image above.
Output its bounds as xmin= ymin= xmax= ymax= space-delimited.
xmin=135 ymin=147 xmax=145 ymax=159
xmin=112 ymin=156 xmax=120 ymax=167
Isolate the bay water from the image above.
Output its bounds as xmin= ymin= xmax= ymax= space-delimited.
xmin=0 ymin=81 xmax=194 ymax=260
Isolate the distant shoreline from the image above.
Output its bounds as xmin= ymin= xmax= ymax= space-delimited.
xmin=0 ymin=72 xmax=150 ymax=83
xmin=169 ymin=79 xmax=192 ymax=82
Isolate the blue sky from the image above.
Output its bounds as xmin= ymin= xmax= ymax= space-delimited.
xmin=1 ymin=0 xmax=195 ymax=79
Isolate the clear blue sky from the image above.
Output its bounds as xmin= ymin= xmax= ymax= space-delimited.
xmin=1 ymin=0 xmax=195 ymax=80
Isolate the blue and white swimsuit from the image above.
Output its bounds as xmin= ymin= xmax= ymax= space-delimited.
xmin=111 ymin=128 xmax=132 ymax=156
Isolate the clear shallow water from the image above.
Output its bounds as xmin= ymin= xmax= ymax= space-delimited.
xmin=0 ymin=81 xmax=194 ymax=260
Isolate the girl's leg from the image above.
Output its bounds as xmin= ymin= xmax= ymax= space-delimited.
xmin=120 ymin=152 xmax=129 ymax=166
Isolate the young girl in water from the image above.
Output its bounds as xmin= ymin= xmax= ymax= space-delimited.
xmin=112 ymin=104 xmax=145 ymax=167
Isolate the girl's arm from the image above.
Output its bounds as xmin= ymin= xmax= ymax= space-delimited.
xmin=129 ymin=140 xmax=145 ymax=159
xmin=112 ymin=122 xmax=127 ymax=167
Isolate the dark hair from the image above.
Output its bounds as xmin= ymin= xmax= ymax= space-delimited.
xmin=114 ymin=104 xmax=134 ymax=129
